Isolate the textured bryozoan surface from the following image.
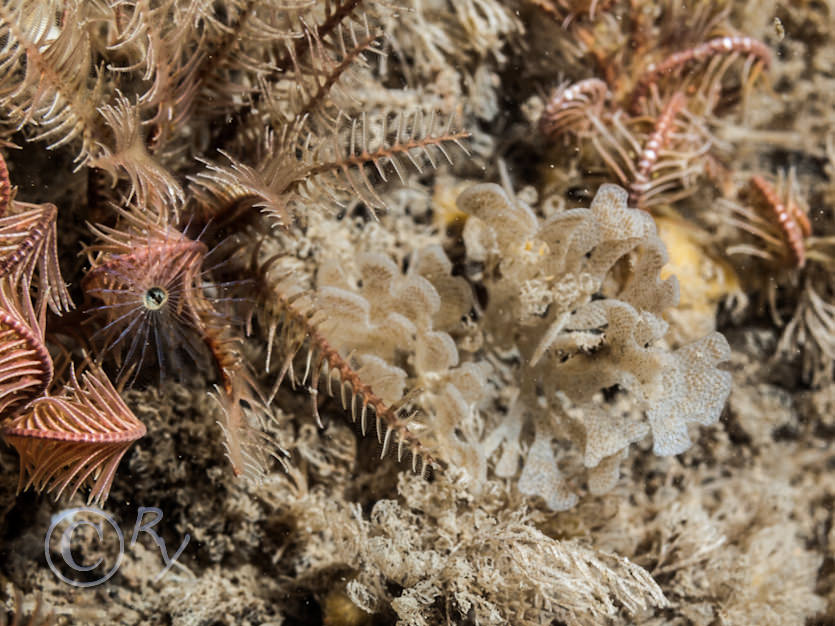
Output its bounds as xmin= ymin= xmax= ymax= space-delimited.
xmin=457 ymin=182 xmax=732 ymax=509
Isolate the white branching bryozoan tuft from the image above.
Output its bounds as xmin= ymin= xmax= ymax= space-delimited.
xmin=457 ymin=182 xmax=732 ymax=509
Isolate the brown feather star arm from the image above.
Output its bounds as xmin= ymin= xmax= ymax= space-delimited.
xmin=0 ymin=149 xmax=72 ymax=313
xmin=0 ymin=276 xmax=52 ymax=418
xmin=0 ymin=200 xmax=73 ymax=314
xmin=2 ymin=365 xmax=147 ymax=505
